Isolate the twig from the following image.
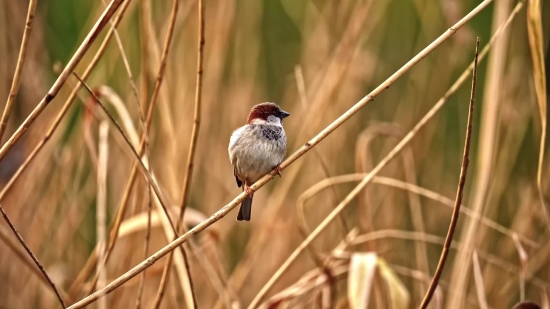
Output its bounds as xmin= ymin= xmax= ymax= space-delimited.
xmin=66 ymin=2 xmax=493 ymax=308
xmin=151 ymin=0 xmax=204 ymax=307
xmin=0 ymin=0 xmax=38 ymax=142
xmin=0 ymin=206 xmax=66 ymax=308
xmin=0 ymin=0 xmax=124 ymax=163
xmin=418 ymin=37 xmax=479 ymax=309
xmin=446 ymin=1 xmax=518 ymax=307
xmin=149 ymin=246 xmax=175 ymax=308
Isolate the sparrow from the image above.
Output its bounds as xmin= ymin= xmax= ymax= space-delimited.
xmin=228 ymin=102 xmax=290 ymax=221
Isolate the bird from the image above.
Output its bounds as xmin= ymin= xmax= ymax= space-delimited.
xmin=228 ymin=102 xmax=290 ymax=221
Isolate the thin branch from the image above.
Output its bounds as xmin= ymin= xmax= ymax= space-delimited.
xmin=0 ymin=206 xmax=66 ymax=308
xmin=0 ymin=0 xmax=38 ymax=142
xmin=446 ymin=2 xmax=517 ymax=307
xmin=151 ymin=0 xmax=204 ymax=306
xmin=0 ymin=0 xmax=125 ymax=163
xmin=418 ymin=37 xmax=479 ymax=309
xmin=66 ymin=2 xmax=493 ymax=308
xmin=149 ymin=245 xmax=174 ymax=308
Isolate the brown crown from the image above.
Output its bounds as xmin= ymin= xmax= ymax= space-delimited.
xmin=246 ymin=102 xmax=282 ymax=124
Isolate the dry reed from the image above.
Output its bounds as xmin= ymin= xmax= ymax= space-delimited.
xmin=0 ymin=0 xmax=545 ymax=308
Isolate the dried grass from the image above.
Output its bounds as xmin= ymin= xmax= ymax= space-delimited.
xmin=0 ymin=0 xmax=546 ymax=308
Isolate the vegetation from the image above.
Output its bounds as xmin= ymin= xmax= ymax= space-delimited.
xmin=0 ymin=0 xmax=547 ymax=308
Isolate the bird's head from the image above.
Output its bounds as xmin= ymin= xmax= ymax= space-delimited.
xmin=246 ymin=102 xmax=290 ymax=125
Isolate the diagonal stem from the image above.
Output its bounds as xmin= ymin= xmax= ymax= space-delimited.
xmin=0 ymin=206 xmax=66 ymax=308
xmin=418 ymin=37 xmax=479 ymax=309
xmin=0 ymin=0 xmax=38 ymax=142
xmin=73 ymin=73 xmax=177 ymax=233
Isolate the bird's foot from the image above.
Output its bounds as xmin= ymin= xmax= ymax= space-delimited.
xmin=244 ymin=185 xmax=254 ymax=197
xmin=273 ymin=165 xmax=282 ymax=178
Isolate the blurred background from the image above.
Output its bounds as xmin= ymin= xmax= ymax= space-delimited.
xmin=0 ymin=0 xmax=549 ymax=308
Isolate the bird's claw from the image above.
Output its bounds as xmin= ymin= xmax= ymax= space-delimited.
xmin=244 ymin=185 xmax=253 ymax=196
xmin=274 ymin=165 xmax=282 ymax=178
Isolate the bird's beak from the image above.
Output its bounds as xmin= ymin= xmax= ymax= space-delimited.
xmin=279 ymin=110 xmax=290 ymax=118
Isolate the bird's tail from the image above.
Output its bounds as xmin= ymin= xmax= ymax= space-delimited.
xmin=237 ymin=194 xmax=253 ymax=221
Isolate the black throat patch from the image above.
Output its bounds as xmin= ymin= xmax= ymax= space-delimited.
xmin=257 ymin=125 xmax=283 ymax=141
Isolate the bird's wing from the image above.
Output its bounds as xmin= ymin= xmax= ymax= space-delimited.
xmin=234 ymin=168 xmax=242 ymax=188
xmin=229 ymin=126 xmax=246 ymax=188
